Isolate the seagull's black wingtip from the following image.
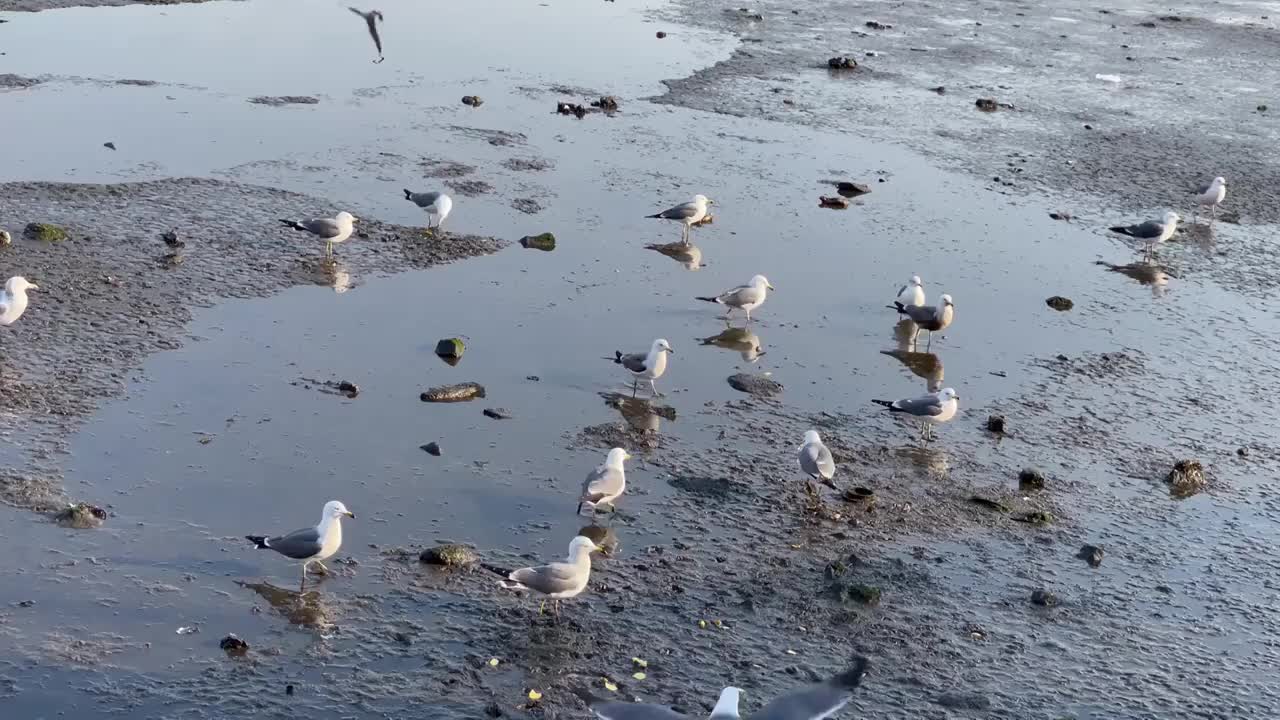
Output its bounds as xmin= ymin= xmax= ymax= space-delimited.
xmin=829 ymin=655 xmax=871 ymax=689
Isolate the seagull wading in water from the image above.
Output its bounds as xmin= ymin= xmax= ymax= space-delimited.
xmin=279 ymin=211 xmax=357 ymax=260
xmin=245 ymin=500 xmax=354 ymax=591
xmin=892 ymin=274 xmax=925 ymax=308
xmin=489 ymin=535 xmax=603 ymax=616
xmin=697 ymin=274 xmax=774 ymax=322
xmin=648 ymin=194 xmax=712 ymax=244
xmin=872 ymin=387 xmax=959 ymax=443
xmin=613 ymin=338 xmax=674 ymax=397
xmin=893 ymin=294 xmax=953 ymax=350
xmin=1110 ymin=211 xmax=1179 ymax=258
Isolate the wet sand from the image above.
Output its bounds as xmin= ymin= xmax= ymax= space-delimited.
xmin=2 ymin=0 xmax=1279 ymax=718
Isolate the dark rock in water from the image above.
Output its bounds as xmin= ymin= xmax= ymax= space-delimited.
xmin=556 ymin=102 xmax=588 ymax=118
xmin=591 ymin=96 xmax=620 ymax=111
xmin=929 ymin=85 xmax=946 ymax=94
xmin=975 ymin=97 xmax=1008 ymax=111
xmin=1258 ymin=104 xmax=1268 ymax=112
xmin=842 ymin=486 xmax=875 ymax=503
xmin=1166 ymin=459 xmax=1206 ymax=498
xmin=819 ymin=196 xmax=849 ymax=209
xmin=519 ymin=232 xmax=556 ymax=251
xmin=484 ymin=702 xmax=504 ymax=718
xmin=1049 ymin=211 xmax=1072 ymax=221
xmin=1237 ymin=447 xmax=1249 ymax=457
xmin=827 ymin=581 xmax=882 ymax=606
xmin=1046 ymin=296 xmax=1074 ymax=311
xmin=1018 ymin=468 xmax=1046 ymax=490
xmin=421 ymin=442 xmax=442 ymax=456
xmin=1078 ymin=544 xmax=1104 ymax=567
xmin=836 ymin=181 xmax=871 ymax=196
xmin=24 ymin=222 xmax=68 ymax=242
xmin=986 ymin=414 xmax=1006 ymax=433
xmin=54 ymin=503 xmax=107 ymax=529
xmin=419 ymin=544 xmax=478 ymax=566
xmin=103 ymin=141 xmax=117 ymax=151
xmin=0 ymin=73 xmax=42 ymax=89
xmin=656 ymin=31 xmax=667 ymax=38
xmin=286 ymin=684 xmax=295 ymax=696
xmin=461 ymin=95 xmax=484 ymax=107
xmin=483 ymin=408 xmax=512 ymax=420
xmin=393 ymin=632 xmax=412 ymax=645
xmin=727 ymin=373 xmax=782 ymax=397
xmin=1155 ymin=584 xmax=1173 ymax=594
xmin=435 ymin=338 xmax=465 ymax=361
xmin=248 ymin=95 xmax=319 ymax=106
xmin=219 ymin=634 xmax=249 ymax=656
xmin=865 ymin=20 xmax=892 ymax=29
xmin=337 ymin=381 xmax=359 ymax=397
xmin=935 ymin=693 xmax=990 ymax=710
xmin=420 ymin=382 xmax=486 ymax=402
xmin=827 ymin=56 xmax=857 ymax=70
xmin=1030 ymin=588 xmax=1059 ymax=607
xmin=161 ymin=229 xmax=184 ymax=247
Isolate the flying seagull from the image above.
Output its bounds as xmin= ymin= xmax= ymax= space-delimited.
xmin=279 ymin=211 xmax=357 ymax=259
xmin=872 ymin=387 xmax=959 ymax=442
xmin=613 ymin=338 xmax=674 ymax=397
xmin=648 ymin=194 xmax=712 ymax=244
xmin=1110 ymin=211 xmax=1179 ymax=258
xmin=349 ymin=7 xmax=385 ymax=63
xmin=403 ymin=189 xmax=453 ymax=234
xmin=697 ymin=274 xmax=774 ymax=322
xmin=245 ymin=500 xmax=355 ymax=591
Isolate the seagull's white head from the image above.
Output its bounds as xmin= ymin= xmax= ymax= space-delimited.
xmin=336 ymin=211 xmax=357 ymax=225
xmin=694 ymin=194 xmax=712 ymax=206
xmin=605 ymin=447 xmax=632 ymax=467
xmin=1213 ymin=176 xmax=1227 ymax=187
xmin=324 ymin=500 xmax=355 ymax=519
xmin=652 ymin=338 xmax=674 ymax=355
xmin=751 ymin=274 xmax=775 ymax=291
xmin=711 ymin=687 xmax=742 ymax=718
xmin=1163 ymin=211 xmax=1180 ymax=226
xmin=940 ymin=293 xmax=954 ymax=307
xmin=6 ymin=276 xmax=38 ymax=293
xmin=938 ymin=387 xmax=959 ymax=402
xmin=910 ymin=275 xmax=923 ymax=287
xmin=802 ymin=429 xmax=822 ymax=446
xmin=569 ymin=535 xmax=603 ymax=556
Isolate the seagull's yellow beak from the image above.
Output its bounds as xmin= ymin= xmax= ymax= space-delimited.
xmin=767 ymin=282 xmax=775 ymax=291
xmin=29 ymin=283 xmax=39 ymax=290
xmin=624 ymin=452 xmax=634 ymax=460
xmin=344 ymin=511 xmax=356 ymax=519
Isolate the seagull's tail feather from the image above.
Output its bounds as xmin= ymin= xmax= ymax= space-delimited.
xmin=497 ymin=580 xmax=528 ymax=590
xmin=245 ymin=535 xmax=271 ymax=549
xmin=612 ymin=350 xmax=623 ymax=364
xmin=572 ymin=687 xmax=607 ymax=707
xmin=871 ymin=399 xmax=895 ymax=410
xmin=827 ymin=656 xmax=871 ymax=690
xmin=645 ymin=212 xmax=665 ymax=219
xmin=480 ymin=561 xmax=514 ymax=579
xmin=892 ymin=301 xmax=908 ymax=314
xmin=403 ymin=188 xmax=414 ymax=201
xmin=696 ymin=296 xmax=721 ymax=304
xmin=1109 ymin=225 xmax=1135 ymax=237
xmin=279 ymin=219 xmax=306 ymax=232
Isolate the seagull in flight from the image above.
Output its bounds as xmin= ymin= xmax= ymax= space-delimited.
xmin=349 ymin=7 xmax=385 ymax=63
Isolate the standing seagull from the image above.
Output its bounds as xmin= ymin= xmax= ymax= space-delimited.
xmin=872 ymin=387 xmax=959 ymax=442
xmin=648 ymin=194 xmax=712 ymax=244
xmin=1109 ymin=211 xmax=1179 ymax=258
xmin=491 ymin=535 xmax=603 ymax=616
xmin=893 ymin=294 xmax=953 ymax=350
xmin=1192 ymin=176 xmax=1227 ymax=222
xmin=403 ymin=189 xmax=453 ymax=235
xmin=892 ymin=275 xmax=925 ymax=309
xmin=578 ymin=448 xmax=631 ymax=517
xmin=612 ymin=338 xmax=674 ymax=397
xmin=348 ymin=7 xmax=385 ymax=63
xmin=245 ymin=500 xmax=355 ymax=591
xmin=279 ymin=211 xmax=357 ymax=260
xmin=697 ymin=275 xmax=774 ymax=322
xmin=1 ymin=276 xmax=40 ymax=328
xmin=797 ymin=430 xmax=836 ymax=489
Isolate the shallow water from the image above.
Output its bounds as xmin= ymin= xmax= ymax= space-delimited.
xmin=3 ymin=0 xmax=1280 ymax=717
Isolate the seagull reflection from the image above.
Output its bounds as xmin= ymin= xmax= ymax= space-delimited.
xmin=326 ymin=261 xmax=353 ymax=294
xmin=600 ymin=391 xmax=676 ymax=434
xmin=700 ymin=325 xmax=764 ymax=363
xmin=1096 ymin=260 xmax=1172 ymax=297
xmin=645 ymin=241 xmax=704 ymax=271
xmin=237 ymin=580 xmax=334 ymax=628
xmin=880 ymin=348 xmax=944 ymax=392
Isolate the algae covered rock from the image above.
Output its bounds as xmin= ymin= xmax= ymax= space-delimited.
xmin=420 ymin=382 xmax=486 ymax=402
xmin=54 ymin=502 xmax=106 ymax=528
xmin=419 ymin=543 xmax=478 ymax=567
xmin=435 ymin=338 xmax=465 ymax=363
xmin=24 ymin=222 xmax=68 ymax=242
xmin=519 ymin=232 xmax=556 ymax=251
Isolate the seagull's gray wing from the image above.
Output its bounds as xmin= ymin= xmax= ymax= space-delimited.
xmin=892 ymin=394 xmax=944 ymax=417
xmin=301 ymin=218 xmax=344 ymax=239
xmin=799 ymin=444 xmax=835 ymax=480
xmin=409 ymin=191 xmax=443 ymax=209
xmin=654 ymin=202 xmax=700 ymax=220
xmin=900 ymin=303 xmax=938 ymax=324
xmin=582 ymin=465 xmax=624 ymax=502
xmin=509 ymin=561 xmax=584 ymax=595
xmin=586 ymin=703 xmax=690 ymax=720
xmin=1194 ymin=181 xmax=1211 ymax=195
xmin=751 ymin=658 xmax=870 ymax=720
xmin=265 ymin=527 xmax=322 ymax=559
xmin=719 ymin=284 xmax=763 ymax=307
xmin=619 ymin=352 xmax=649 ymax=374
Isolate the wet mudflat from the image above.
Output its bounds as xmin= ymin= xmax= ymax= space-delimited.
xmin=2 ymin=0 xmax=1279 ymax=718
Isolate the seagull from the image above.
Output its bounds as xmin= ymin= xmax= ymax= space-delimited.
xmin=575 ymin=656 xmax=870 ymax=720
xmin=872 ymin=387 xmax=959 ymax=442
xmin=403 ymin=189 xmax=453 ymax=234
xmin=1109 ymin=211 xmax=1179 ymax=258
xmin=348 ymin=7 xmax=385 ymax=63
xmin=491 ymin=535 xmax=603 ymax=616
xmin=797 ymin=429 xmax=836 ymax=497
xmin=612 ymin=338 xmax=674 ymax=397
xmin=245 ymin=500 xmax=355 ymax=591
xmin=578 ymin=448 xmax=631 ymax=517
xmin=648 ymin=194 xmax=712 ymax=244
xmin=893 ymin=294 xmax=953 ymax=350
xmin=279 ymin=211 xmax=357 ymax=259
xmin=697 ymin=275 xmax=774 ymax=322
xmin=1192 ymin=176 xmax=1227 ymax=222
xmin=1 ymin=276 xmax=40 ymax=327
xmin=892 ymin=274 xmax=925 ymax=308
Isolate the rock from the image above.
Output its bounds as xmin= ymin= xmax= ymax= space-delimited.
xmin=420 ymin=382 xmax=486 ymax=403
xmin=864 ymin=20 xmax=892 ymax=29
xmin=556 ymin=102 xmax=588 ymax=118
xmin=1166 ymin=459 xmax=1206 ymax=498
xmin=929 ymin=85 xmax=946 ymax=94
xmin=53 ymin=503 xmax=107 ymax=529
xmin=727 ymin=373 xmax=783 ymax=397
xmin=484 ymin=702 xmax=504 ymax=718
xmin=1018 ymin=468 xmax=1046 ymax=490
xmin=591 ymin=96 xmax=620 ymax=111
xmin=461 ymin=95 xmax=484 ymax=107
xmin=1078 ymin=544 xmax=1104 ymax=567
xmin=419 ymin=543 xmax=478 ymax=566
xmin=1258 ymin=104 xmax=1268 ymax=112
xmin=435 ymin=338 xmax=465 ymax=362
xmin=968 ymin=497 xmax=1009 ymax=512
xmin=0 ymin=73 xmax=42 ymax=89
xmin=842 ymin=487 xmax=874 ymax=503
xmin=24 ymin=222 xmax=68 ymax=242
xmin=828 ymin=581 xmax=882 ymax=606
xmin=1030 ymin=588 xmax=1059 ymax=607
xmin=519 ymin=232 xmax=556 ymax=251
xmin=1012 ymin=511 xmax=1055 ymax=525
xmin=103 ymin=142 xmax=117 ymax=151
xmin=161 ymin=230 xmax=184 ymax=247
xmin=219 ymin=634 xmax=249 ymax=656
xmin=986 ymin=414 xmax=1006 ymax=433
xmin=1049 ymin=211 xmax=1072 ymax=221
xmin=656 ymin=31 xmax=667 ymax=38
xmin=421 ymin=442 xmax=442 ymax=456
xmin=975 ymin=98 xmax=1015 ymax=112
xmin=1237 ymin=447 xmax=1249 ymax=457
xmin=1046 ymin=296 xmax=1074 ymax=311
xmin=827 ymin=56 xmax=858 ymax=70
xmin=483 ymin=408 xmax=512 ymax=420
xmin=935 ymin=693 xmax=990 ymax=710
xmin=337 ymin=381 xmax=359 ymax=397
xmin=836 ymin=181 xmax=871 ymax=196
xmin=248 ymin=95 xmax=319 ymax=106
xmin=819 ymin=196 xmax=849 ymax=209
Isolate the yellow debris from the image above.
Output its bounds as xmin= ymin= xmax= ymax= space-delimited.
xmin=528 ymin=690 xmax=543 ymax=701
xmin=488 ymin=658 xmax=500 ymax=667
xmin=632 ymin=657 xmax=648 ymax=668
xmin=698 ymin=619 xmax=707 ymax=629
xmin=604 ymin=680 xmax=618 ymax=692
xmin=633 ymin=672 xmax=647 ymax=681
